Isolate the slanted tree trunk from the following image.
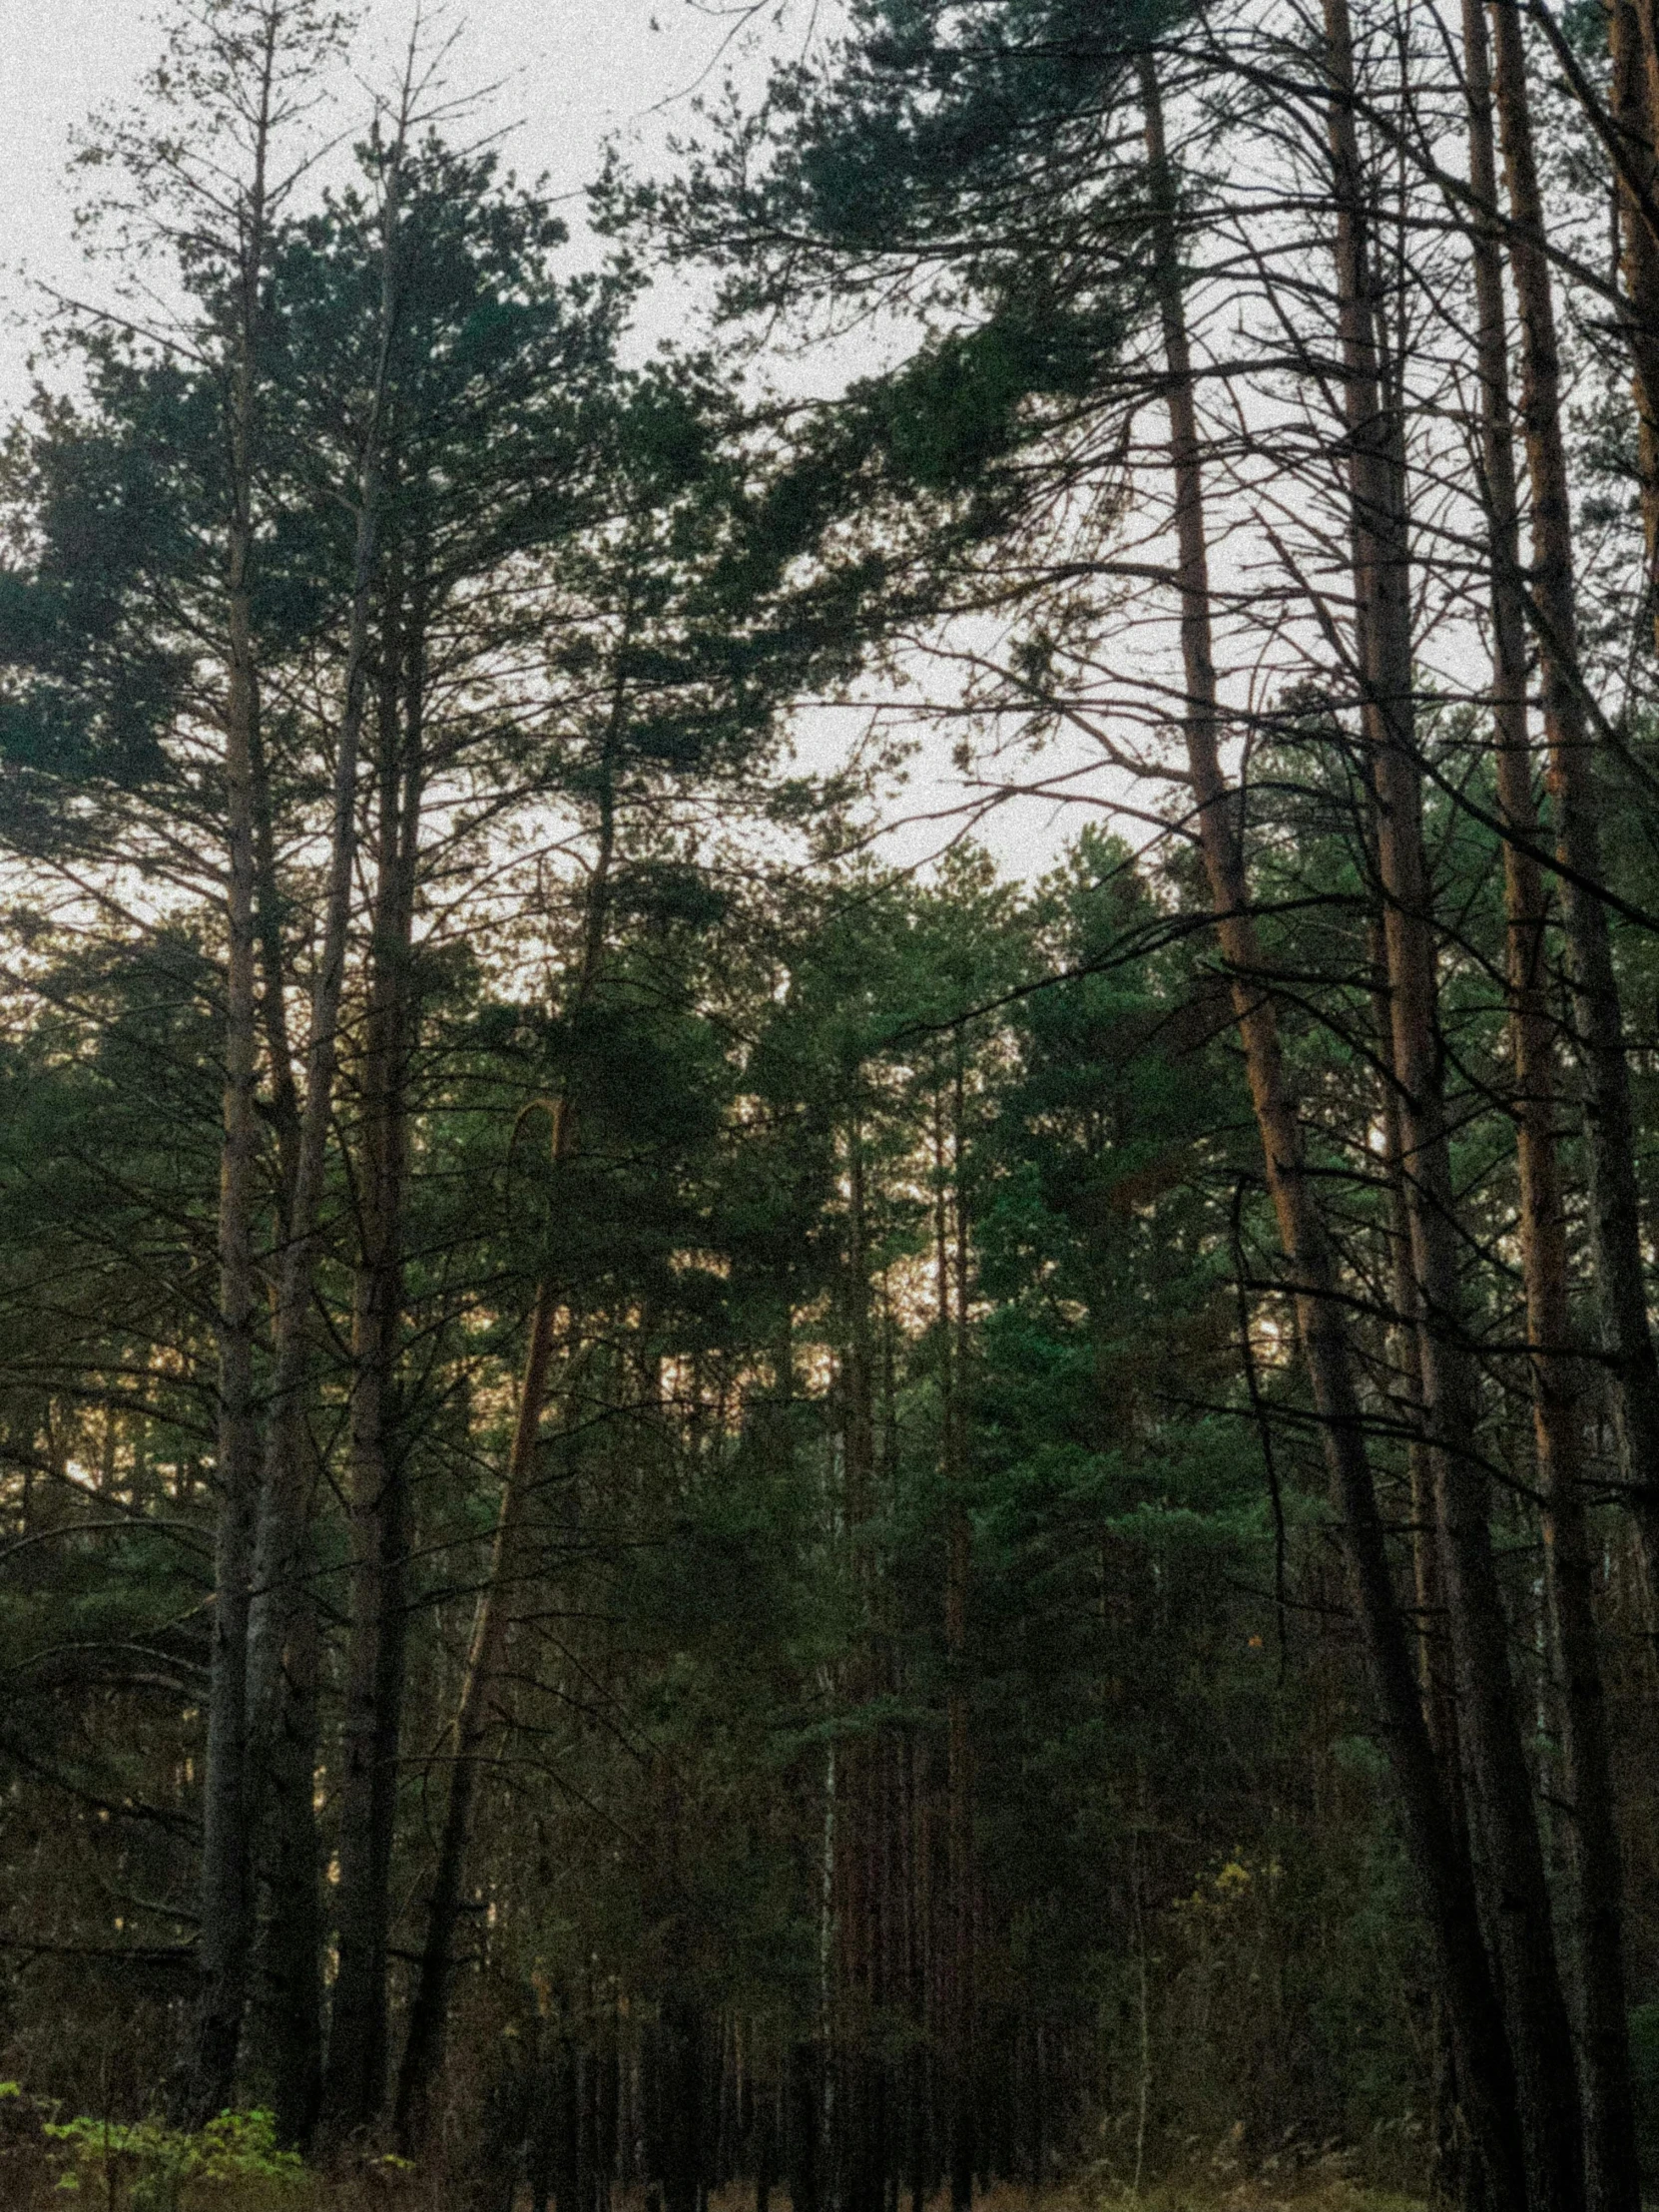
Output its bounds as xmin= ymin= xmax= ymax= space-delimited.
xmin=245 ymin=142 xmax=403 ymax=2151
xmin=319 ymin=533 xmax=426 ymax=2140
xmin=1137 ymin=53 xmax=1527 ymax=2204
xmin=1488 ymin=0 xmax=1659 ymax=1600
xmin=392 ymin=1120 xmax=569 ymax=2148
xmin=1322 ymin=11 xmax=1585 ymax=2205
xmin=394 ymin=713 xmax=621 ymax=2148
xmin=1464 ymin=13 xmax=1641 ymax=2206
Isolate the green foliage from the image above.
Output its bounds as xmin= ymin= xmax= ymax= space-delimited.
xmin=864 ymin=298 xmax=1126 ymax=490
xmin=44 ymin=2110 xmax=302 ymax=2211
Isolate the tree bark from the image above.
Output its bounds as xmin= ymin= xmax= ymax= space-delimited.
xmin=944 ymin=1055 xmax=973 ymax=2212
xmin=245 ymin=143 xmax=402 ymax=2150
xmin=183 ymin=10 xmax=279 ymax=2124
xmin=1465 ymin=12 xmax=1641 ymax=2206
xmin=1367 ymin=923 xmax=1460 ymax=1785
xmin=319 ymin=535 xmax=425 ymax=2140
xmin=1488 ymin=0 xmax=1659 ymax=1591
xmin=392 ymin=1164 xmax=564 ymax=2148
xmin=190 ymin=419 xmax=263 ymax=2134
xmin=394 ymin=719 xmax=620 ymax=2148
xmin=1324 ymin=9 xmax=1586 ymax=2204
xmin=832 ymin=1107 xmax=886 ymax=2212
xmin=1607 ymin=0 xmax=1659 ymax=648
xmin=788 ymin=2037 xmax=823 ymax=2212
xmin=1138 ymin=53 xmax=1528 ymax=2204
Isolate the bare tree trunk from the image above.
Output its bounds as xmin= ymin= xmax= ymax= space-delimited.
xmin=245 ymin=143 xmax=402 ymax=2151
xmin=1322 ymin=12 xmax=1585 ymax=2205
xmin=1463 ymin=13 xmax=1641 ymax=2206
xmin=1323 ymin=9 xmax=1587 ymax=2203
xmin=833 ymin=1108 xmax=885 ymax=2212
xmin=393 ymin=1156 xmax=565 ymax=2148
xmin=1607 ymin=0 xmax=1659 ymax=648
xmin=1368 ymin=924 xmax=1460 ymax=1779
xmin=251 ymin=710 xmax=300 ymax=1209
xmin=1488 ymin=0 xmax=1659 ymax=1592
xmin=191 ymin=450 xmax=263 ymax=2133
xmin=945 ymin=1052 xmax=973 ymax=2212
xmin=183 ymin=13 xmax=278 ymax=2123
xmin=1376 ymin=1093 xmax=1467 ymax=2194
xmin=1138 ymin=54 xmax=1528 ymax=2204
xmin=320 ymin=537 xmax=425 ymax=2140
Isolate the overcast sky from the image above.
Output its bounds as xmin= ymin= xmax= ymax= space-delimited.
xmin=0 ymin=0 xmax=1101 ymax=879
xmin=0 ymin=0 xmax=792 ymax=397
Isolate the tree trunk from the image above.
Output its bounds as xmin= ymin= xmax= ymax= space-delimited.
xmin=393 ymin=1235 xmax=563 ymax=2147
xmin=250 ymin=701 xmax=300 ymax=1206
xmin=1607 ymin=0 xmax=1659 ymax=648
xmin=1138 ymin=52 xmax=1527 ymax=2204
xmin=945 ymin=1056 xmax=973 ymax=2212
xmin=787 ymin=2038 xmax=822 ymax=2212
xmin=319 ymin=539 xmax=425 ymax=2140
xmin=183 ymin=13 xmax=279 ymax=2122
xmin=245 ymin=146 xmax=402 ymax=2150
xmin=833 ymin=1108 xmax=886 ymax=2212
xmin=661 ymin=2000 xmax=706 ymax=2212
xmin=395 ymin=721 xmax=620 ymax=2147
xmin=1488 ymin=0 xmax=1659 ymax=1597
xmin=1324 ymin=8 xmax=1583 ymax=2203
xmin=188 ymin=446 xmax=263 ymax=2133
xmin=1464 ymin=13 xmax=1640 ymax=2206
xmin=1367 ymin=921 xmax=1462 ymax=1786
xmin=253 ymin=1523 xmax=324 ymax=2143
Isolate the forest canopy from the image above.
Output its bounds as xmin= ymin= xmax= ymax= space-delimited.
xmin=3 ymin=3 xmax=1659 ymax=2210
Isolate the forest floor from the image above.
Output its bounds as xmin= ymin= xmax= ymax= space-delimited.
xmin=937 ymin=2187 xmax=1422 ymax=2212
xmin=585 ymin=2189 xmax=1422 ymax=2212
xmin=510 ymin=2188 xmax=1428 ymax=2212
xmin=2 ymin=2157 xmax=1428 ymax=2210
xmin=482 ymin=2183 xmax=1427 ymax=2212
xmin=8 ymin=2184 xmax=1430 ymax=2211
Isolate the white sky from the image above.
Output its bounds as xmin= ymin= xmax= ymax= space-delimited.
xmin=0 ymin=0 xmax=794 ymax=394
xmin=0 ymin=0 xmax=1116 ymax=884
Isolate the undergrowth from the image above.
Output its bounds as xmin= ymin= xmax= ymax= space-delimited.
xmin=0 ymin=2089 xmax=1428 ymax=2212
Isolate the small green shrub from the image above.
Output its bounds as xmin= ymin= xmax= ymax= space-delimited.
xmin=44 ymin=2107 xmax=304 ymax=2211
